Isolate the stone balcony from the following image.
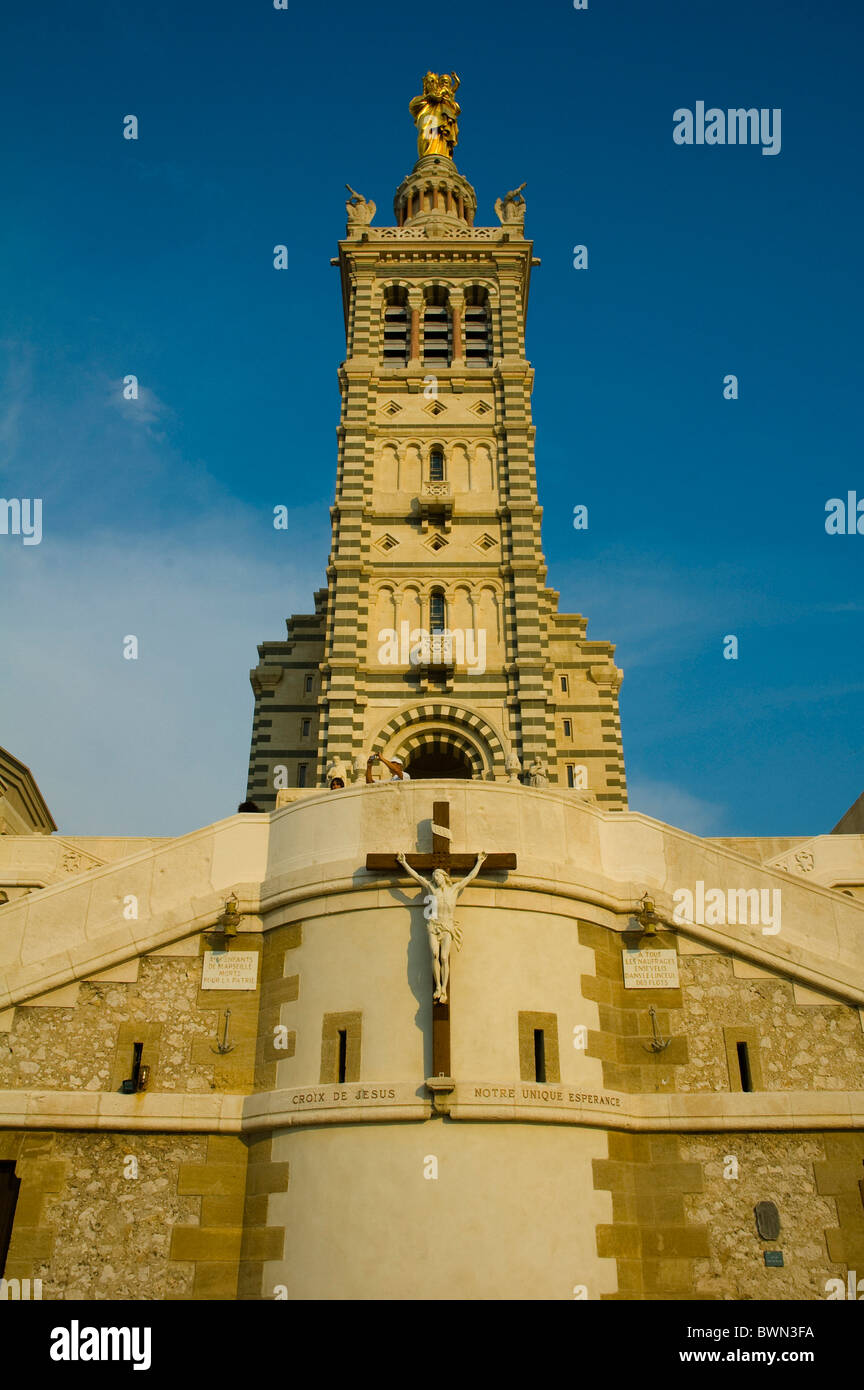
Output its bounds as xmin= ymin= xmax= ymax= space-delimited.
xmin=418 ymin=480 xmax=454 ymax=531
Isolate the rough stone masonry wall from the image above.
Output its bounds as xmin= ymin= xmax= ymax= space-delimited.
xmin=680 ymin=1133 xmax=852 ymax=1300
xmin=1 ymin=1129 xmax=205 ymax=1299
xmin=580 ymin=922 xmax=864 ymax=1300
xmin=1 ymin=1129 xmax=266 ymax=1301
xmin=0 ymin=944 xmax=262 ymax=1095
xmin=0 ymin=936 xmax=273 ymax=1299
xmin=674 ymin=953 xmax=864 ymax=1093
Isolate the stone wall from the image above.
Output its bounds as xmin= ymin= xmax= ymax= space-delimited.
xmin=1 ymin=1129 xmax=205 ymax=1299
xmin=0 ymin=1127 xmax=265 ymax=1300
xmin=578 ymin=921 xmax=688 ymax=1093
xmin=593 ymin=1132 xmax=711 ymax=1301
xmin=681 ymin=1133 xmax=849 ymax=1300
xmin=675 ymin=953 xmax=864 ymax=1094
xmin=0 ymin=943 xmax=262 ymax=1096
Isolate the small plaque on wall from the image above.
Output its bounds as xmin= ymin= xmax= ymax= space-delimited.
xmin=201 ymin=950 xmax=259 ymax=991
xmin=622 ymin=949 xmax=679 ymax=990
xmin=764 ymin=1251 xmax=784 ymax=1267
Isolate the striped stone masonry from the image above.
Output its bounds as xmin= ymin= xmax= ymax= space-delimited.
xmin=246 ymin=155 xmax=627 ymax=803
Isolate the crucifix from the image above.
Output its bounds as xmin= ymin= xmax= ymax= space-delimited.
xmin=366 ymin=800 xmax=516 ymax=1082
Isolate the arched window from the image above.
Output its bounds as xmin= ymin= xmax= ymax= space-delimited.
xmin=423 ymin=288 xmax=452 ymax=366
xmin=429 ymin=590 xmax=446 ymax=633
xmin=382 ymin=287 xmax=409 ymax=365
xmin=464 ymin=286 xmax=492 ymax=365
xmin=429 ymin=447 xmax=445 ymax=482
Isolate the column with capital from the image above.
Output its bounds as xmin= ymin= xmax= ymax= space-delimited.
xmin=449 ymin=287 xmax=465 ymax=367
xmin=407 ymin=288 xmax=424 ymax=366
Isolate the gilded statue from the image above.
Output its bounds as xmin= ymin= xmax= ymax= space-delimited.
xmin=409 ymin=72 xmax=460 ymax=159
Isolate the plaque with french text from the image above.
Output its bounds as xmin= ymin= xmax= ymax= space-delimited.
xmin=622 ymin=949 xmax=679 ymax=989
xmin=201 ymin=950 xmax=259 ymax=990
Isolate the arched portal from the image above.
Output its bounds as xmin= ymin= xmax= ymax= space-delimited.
xmin=403 ymin=740 xmax=473 ymax=780
xmin=371 ymin=702 xmax=509 ymax=781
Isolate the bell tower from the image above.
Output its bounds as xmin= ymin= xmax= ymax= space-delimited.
xmin=247 ymin=73 xmax=627 ymax=805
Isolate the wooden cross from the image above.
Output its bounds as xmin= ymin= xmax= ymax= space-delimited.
xmin=366 ymin=800 xmax=516 ymax=1080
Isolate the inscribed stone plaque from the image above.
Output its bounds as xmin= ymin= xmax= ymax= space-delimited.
xmin=201 ymin=950 xmax=259 ymax=991
xmin=622 ymin=949 xmax=679 ymax=990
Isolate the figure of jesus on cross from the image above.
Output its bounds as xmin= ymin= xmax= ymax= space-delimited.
xmin=396 ymin=851 xmax=487 ymax=1003
xmin=366 ymin=799 xmax=515 ymax=1078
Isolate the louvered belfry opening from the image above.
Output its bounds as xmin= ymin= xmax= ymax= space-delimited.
xmin=464 ymin=285 xmax=491 ymax=365
xmin=423 ymin=287 xmax=452 ymax=366
xmin=382 ymin=287 xmax=409 ymax=365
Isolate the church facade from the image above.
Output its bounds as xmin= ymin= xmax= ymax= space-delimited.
xmin=1 ymin=77 xmax=864 ymax=1303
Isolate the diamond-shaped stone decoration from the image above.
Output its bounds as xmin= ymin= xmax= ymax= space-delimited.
xmin=374 ymin=533 xmax=399 ymax=553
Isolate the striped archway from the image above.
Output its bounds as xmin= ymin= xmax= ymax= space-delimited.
xmin=371 ymin=702 xmax=508 ymax=781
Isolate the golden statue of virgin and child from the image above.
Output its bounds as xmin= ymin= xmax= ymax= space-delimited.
xmin=409 ymin=71 xmax=461 ymax=159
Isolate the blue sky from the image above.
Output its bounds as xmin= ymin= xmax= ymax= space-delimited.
xmin=1 ymin=0 xmax=862 ymax=837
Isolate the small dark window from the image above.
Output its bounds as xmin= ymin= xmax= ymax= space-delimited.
xmin=533 ymin=1030 xmax=546 ymax=1084
xmin=429 ymin=449 xmax=445 ymax=481
xmin=566 ymin=764 xmax=576 ymax=788
xmin=305 ymin=675 xmax=314 ymax=694
xmin=0 ymin=1161 xmax=21 ymax=1276
xmin=430 ymin=591 xmax=446 ymax=632
xmin=560 ymin=675 xmax=569 ymax=693
xmin=563 ymin=719 xmax=572 ymax=739
xmin=737 ymin=1041 xmax=753 ymax=1092
xmin=301 ymin=719 xmax=311 ymax=738
xmin=297 ymin=764 xmax=308 ymax=788
xmin=321 ymin=1011 xmax=361 ymax=1084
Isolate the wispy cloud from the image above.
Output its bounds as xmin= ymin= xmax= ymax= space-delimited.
xmin=107 ymin=377 xmax=173 ymax=434
xmin=1 ymin=344 xmax=328 ymax=835
xmin=627 ymin=779 xmax=726 ymax=836
xmin=2 ymin=509 xmax=328 ymax=837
